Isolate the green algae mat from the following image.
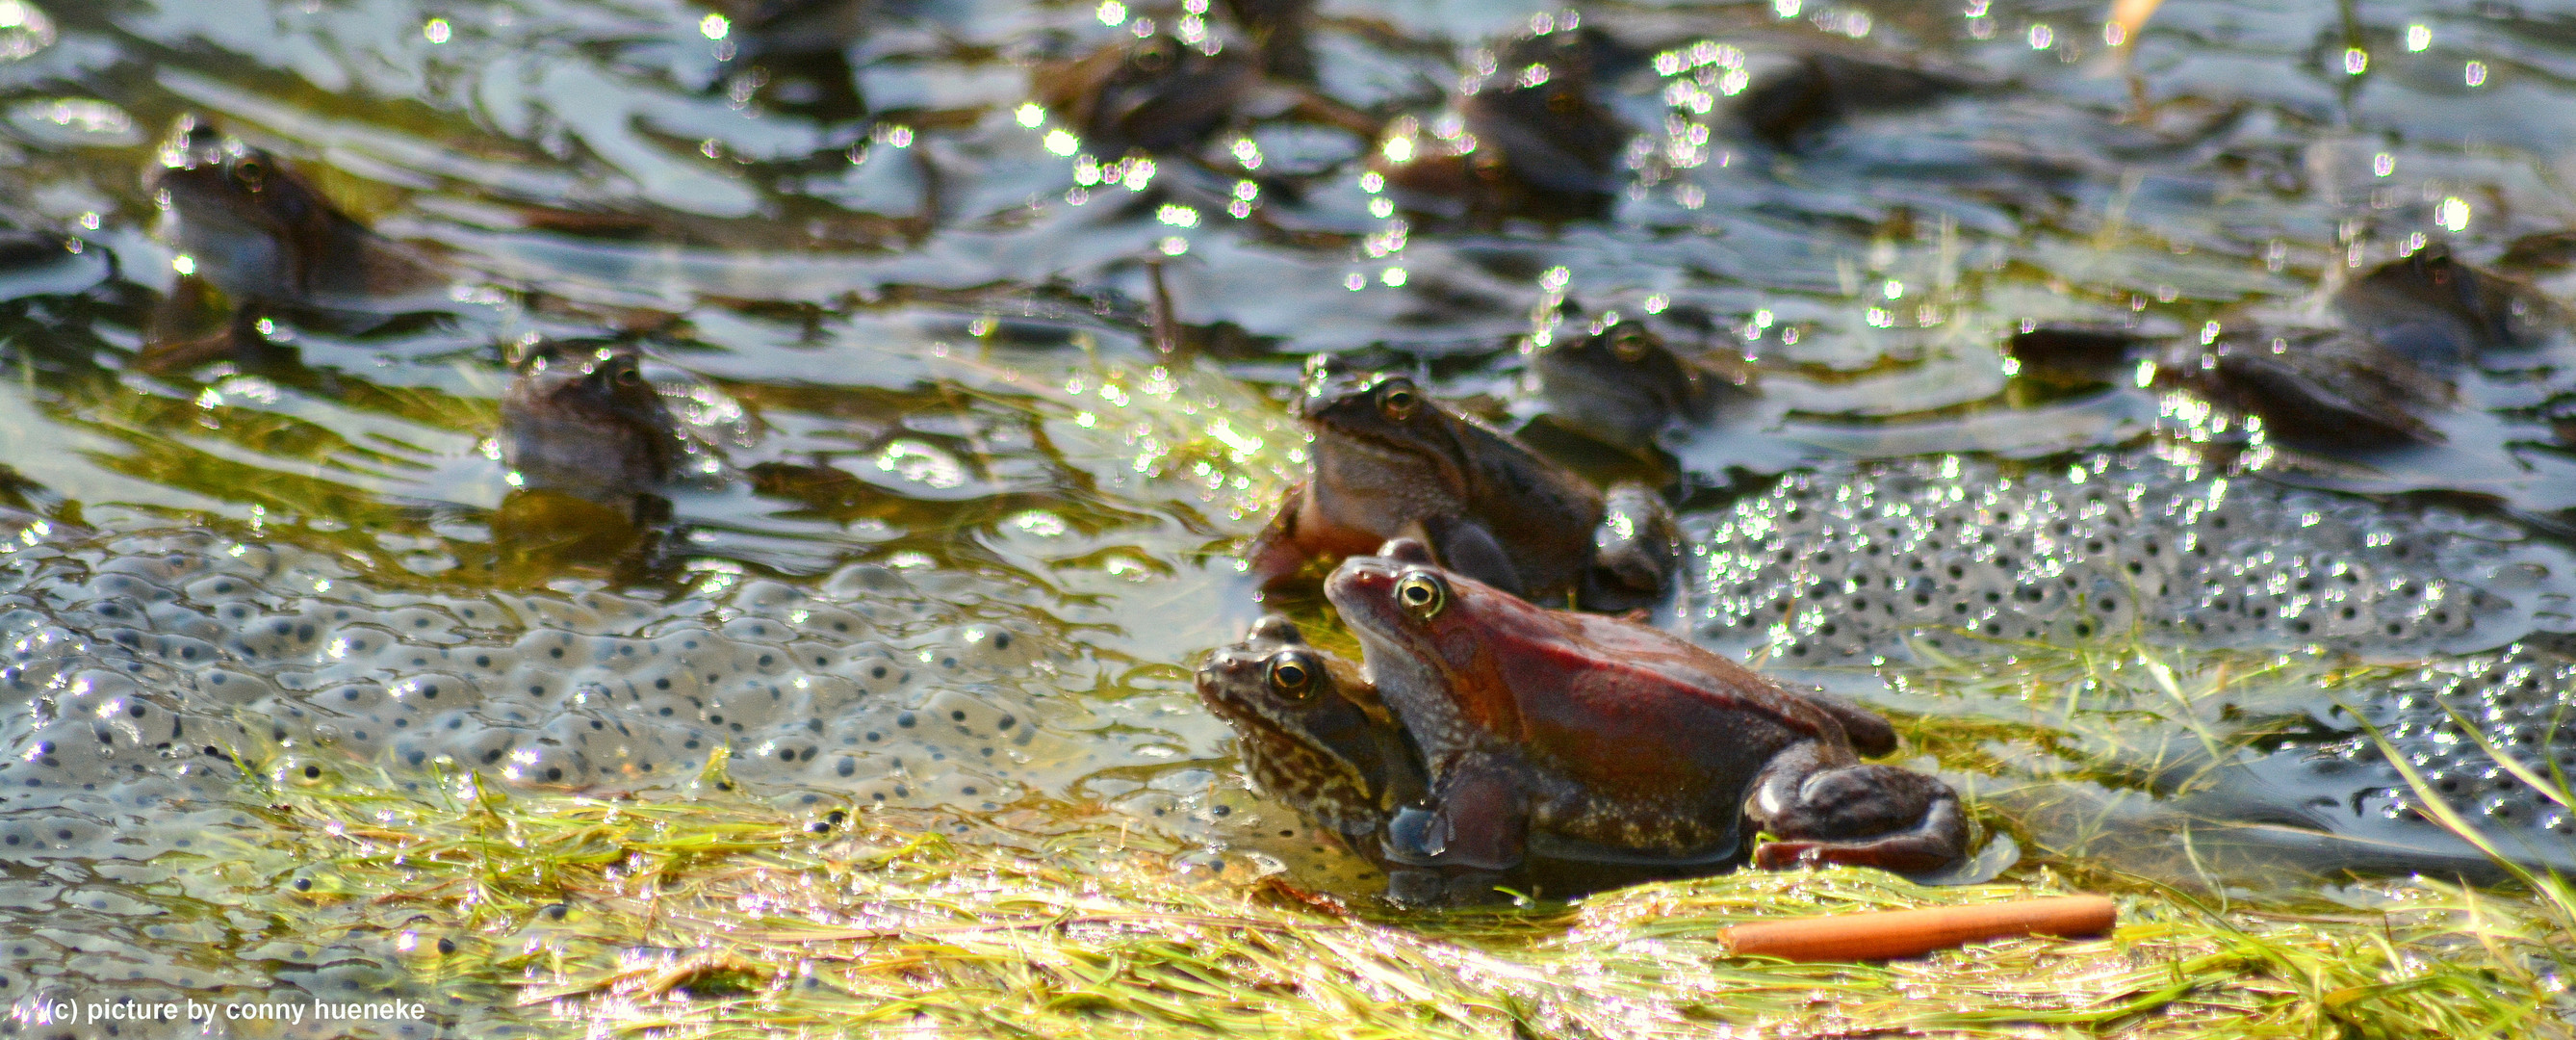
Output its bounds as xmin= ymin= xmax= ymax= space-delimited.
xmin=4 ymin=0 xmax=2576 ymax=1036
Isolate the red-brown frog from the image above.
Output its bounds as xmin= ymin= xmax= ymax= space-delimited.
xmin=1325 ymin=538 xmax=1969 ymax=876
xmin=1247 ymin=364 xmax=1677 ymax=611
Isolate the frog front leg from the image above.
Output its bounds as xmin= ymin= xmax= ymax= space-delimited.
xmin=1382 ymin=756 xmax=1529 ymax=871
xmin=1416 ymin=515 xmax=1527 ymax=597
xmin=1743 ymin=742 xmax=1968 ymax=874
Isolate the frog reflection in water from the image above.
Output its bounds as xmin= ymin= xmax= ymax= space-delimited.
xmin=1320 ymin=540 xmax=1969 ymax=881
xmin=1247 ymin=365 xmax=1678 ymax=611
xmin=144 ymin=118 xmax=444 ymax=373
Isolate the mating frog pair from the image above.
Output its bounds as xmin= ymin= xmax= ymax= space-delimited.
xmin=1199 ymin=539 xmax=1969 ymax=900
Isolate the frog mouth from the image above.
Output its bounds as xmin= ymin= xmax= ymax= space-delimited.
xmin=1306 ymin=424 xmax=1463 ymax=486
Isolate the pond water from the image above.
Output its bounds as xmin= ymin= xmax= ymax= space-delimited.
xmin=1 ymin=0 xmax=2573 ymax=1034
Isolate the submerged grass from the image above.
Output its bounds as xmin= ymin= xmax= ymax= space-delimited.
xmin=200 ymin=731 xmax=2576 ymax=1039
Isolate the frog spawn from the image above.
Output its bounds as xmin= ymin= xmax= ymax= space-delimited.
xmin=1683 ymin=454 xmax=2576 ymax=856
xmin=1687 ymin=455 xmax=2564 ymax=665
xmin=0 ymin=528 xmax=1084 ymax=849
xmin=2279 ymin=650 xmax=2576 ymax=841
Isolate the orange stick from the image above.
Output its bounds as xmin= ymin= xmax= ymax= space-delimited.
xmin=1720 ymin=895 xmax=2116 ymax=963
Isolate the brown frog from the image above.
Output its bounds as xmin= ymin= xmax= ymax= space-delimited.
xmin=1033 ymin=33 xmax=1262 ymax=157
xmin=144 ymin=118 xmax=444 ymax=372
xmin=500 ymin=344 xmax=688 ymax=501
xmin=1195 ymin=614 xmax=1428 ymax=848
xmin=2333 ymin=244 xmax=2554 ymax=364
xmin=1218 ymin=0 xmax=1316 ymax=80
xmin=2007 ymin=324 xmax=2453 ymax=447
xmin=1737 ymin=51 xmax=1985 ymax=151
xmin=1377 ymin=24 xmax=1636 ymax=223
xmin=151 ymin=119 xmax=441 ymax=310
xmin=1531 ymin=320 xmax=1754 ymax=455
xmin=1246 ymin=366 xmax=1677 ymax=610
xmin=2003 ymin=247 xmax=2551 ymax=448
xmin=1326 ymin=539 xmax=1970 ymax=877
xmin=697 ymin=0 xmax=870 ymax=120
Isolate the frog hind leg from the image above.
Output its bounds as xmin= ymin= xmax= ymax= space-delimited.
xmin=1745 ymin=748 xmax=1968 ymax=874
xmin=1382 ymin=761 xmax=1528 ymax=871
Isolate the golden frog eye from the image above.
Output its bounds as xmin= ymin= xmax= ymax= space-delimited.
xmin=1378 ymin=381 xmax=1419 ymax=421
xmin=232 ymin=158 xmax=266 ymax=191
xmin=1267 ymin=651 xmax=1319 ymax=701
xmin=1394 ymin=571 xmax=1446 ymax=619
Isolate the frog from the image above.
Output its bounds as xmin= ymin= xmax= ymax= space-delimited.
xmin=1325 ymin=538 xmax=1970 ymax=876
xmin=1245 ymin=366 xmax=1678 ymax=611
xmin=2003 ymin=246 xmax=2551 ymax=449
xmin=500 ymin=344 xmax=688 ymax=501
xmin=1218 ymin=0 xmax=1316 ymax=80
xmin=143 ymin=118 xmax=444 ymax=372
xmin=695 ymin=0 xmax=870 ymax=120
xmin=1033 ymin=33 xmax=1262 ymax=157
xmin=1530 ymin=319 xmax=1754 ymax=456
xmin=1194 ymin=614 xmax=1429 ymax=848
xmin=1191 ymin=613 xmax=1738 ymax=903
xmin=2333 ymin=244 xmax=2554 ymax=365
xmin=2007 ymin=323 xmax=2454 ymax=447
xmin=1376 ymin=24 xmax=1637 ymax=223
xmin=152 ymin=119 xmax=441 ymax=310
xmin=1737 ymin=51 xmax=1986 ymax=151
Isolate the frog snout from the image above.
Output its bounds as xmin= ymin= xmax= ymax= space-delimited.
xmin=1194 ymin=651 xmax=1258 ymax=690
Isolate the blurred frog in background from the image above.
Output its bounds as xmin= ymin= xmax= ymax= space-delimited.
xmin=142 ymin=117 xmax=447 ymax=374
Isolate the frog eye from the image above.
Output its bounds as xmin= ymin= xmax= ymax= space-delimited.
xmin=1267 ymin=651 xmax=1320 ymax=701
xmin=1393 ymin=570 xmax=1447 ymax=619
xmin=233 ymin=158 xmax=266 ymax=191
xmin=1378 ymin=381 xmax=1419 ymax=421
xmin=611 ymin=361 xmax=643 ymax=386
